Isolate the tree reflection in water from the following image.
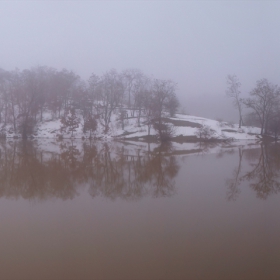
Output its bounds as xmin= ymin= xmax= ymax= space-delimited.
xmin=88 ymin=142 xmax=179 ymax=200
xmin=226 ymin=147 xmax=244 ymax=201
xmin=226 ymin=143 xmax=280 ymax=200
xmin=0 ymin=140 xmax=179 ymax=201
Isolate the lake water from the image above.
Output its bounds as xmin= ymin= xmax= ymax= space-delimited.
xmin=1 ymin=140 xmax=280 ymax=280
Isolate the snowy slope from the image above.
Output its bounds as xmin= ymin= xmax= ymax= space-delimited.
xmin=110 ymin=113 xmax=261 ymax=141
xmin=2 ymin=111 xmax=261 ymax=141
xmin=170 ymin=114 xmax=260 ymax=140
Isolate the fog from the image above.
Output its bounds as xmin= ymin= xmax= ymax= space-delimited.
xmin=1 ymin=1 xmax=280 ymax=122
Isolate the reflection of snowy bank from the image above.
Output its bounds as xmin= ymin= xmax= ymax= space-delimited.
xmin=0 ymin=137 xmax=265 ymax=202
xmin=170 ymin=140 xmax=260 ymax=157
xmin=3 ymin=136 xmax=261 ymax=166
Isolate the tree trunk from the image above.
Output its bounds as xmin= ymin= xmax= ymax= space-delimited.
xmin=238 ymin=103 xmax=243 ymax=128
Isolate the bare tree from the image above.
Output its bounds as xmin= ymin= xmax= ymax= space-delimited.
xmin=133 ymin=75 xmax=151 ymax=126
xmin=48 ymin=69 xmax=80 ymax=118
xmin=151 ymin=79 xmax=177 ymax=142
xmin=88 ymin=73 xmax=100 ymax=115
xmin=142 ymin=89 xmax=154 ymax=136
xmin=122 ymin=68 xmax=143 ymax=110
xmin=243 ymin=79 xmax=280 ymax=135
xmin=267 ymin=109 xmax=280 ymax=140
xmin=226 ymin=75 xmax=243 ymax=128
xmin=17 ymin=69 xmax=42 ymax=138
xmin=5 ymin=70 xmax=21 ymax=133
xmin=32 ymin=66 xmax=54 ymax=122
xmin=0 ymin=69 xmax=14 ymax=126
xmin=94 ymin=69 xmax=125 ymax=133
xmin=166 ymin=94 xmax=179 ymax=117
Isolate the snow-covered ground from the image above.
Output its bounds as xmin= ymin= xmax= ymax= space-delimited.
xmin=109 ymin=113 xmax=261 ymax=141
xmin=170 ymin=114 xmax=261 ymax=140
xmin=3 ymin=110 xmax=261 ymax=142
xmin=0 ymin=109 xmax=262 ymax=158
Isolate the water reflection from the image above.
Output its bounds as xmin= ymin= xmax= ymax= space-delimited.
xmin=89 ymin=142 xmax=179 ymax=200
xmin=226 ymin=147 xmax=244 ymax=201
xmin=2 ymin=140 xmax=280 ymax=280
xmin=2 ymin=140 xmax=280 ymax=202
xmin=227 ymin=143 xmax=280 ymax=200
xmin=0 ymin=140 xmax=179 ymax=201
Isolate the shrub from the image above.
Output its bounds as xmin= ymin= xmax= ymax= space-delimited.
xmin=195 ymin=125 xmax=216 ymax=140
xmin=153 ymin=121 xmax=175 ymax=142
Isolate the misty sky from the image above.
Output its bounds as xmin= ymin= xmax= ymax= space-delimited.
xmin=1 ymin=1 xmax=280 ymax=121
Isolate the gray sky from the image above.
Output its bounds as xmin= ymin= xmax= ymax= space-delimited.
xmin=1 ymin=1 xmax=280 ymax=121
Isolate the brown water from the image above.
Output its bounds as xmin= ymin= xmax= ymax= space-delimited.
xmin=1 ymin=140 xmax=280 ymax=280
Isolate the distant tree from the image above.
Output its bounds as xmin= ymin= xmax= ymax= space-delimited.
xmin=142 ymin=90 xmax=154 ymax=135
xmin=88 ymin=73 xmax=100 ymax=115
xmin=243 ymin=111 xmax=259 ymax=127
xmin=17 ymin=68 xmax=43 ymax=138
xmin=48 ymin=69 xmax=80 ymax=118
xmin=93 ymin=69 xmax=125 ymax=133
xmin=6 ymin=70 xmax=22 ymax=132
xmin=226 ymin=75 xmax=243 ymax=128
xmin=133 ymin=75 xmax=151 ymax=126
xmin=0 ymin=69 xmax=16 ymax=127
xmin=166 ymin=94 xmax=179 ymax=117
xmin=17 ymin=115 xmax=36 ymax=139
xmin=150 ymin=79 xmax=177 ymax=142
xmin=267 ymin=110 xmax=280 ymax=141
xmin=0 ymin=69 xmax=8 ymax=124
xmin=118 ymin=108 xmax=127 ymax=130
xmin=83 ymin=113 xmax=97 ymax=138
xmin=61 ymin=108 xmax=80 ymax=137
xmin=243 ymin=79 xmax=280 ymax=135
xmin=31 ymin=66 xmax=54 ymax=122
xmin=122 ymin=68 xmax=143 ymax=109
xmin=77 ymin=81 xmax=90 ymax=118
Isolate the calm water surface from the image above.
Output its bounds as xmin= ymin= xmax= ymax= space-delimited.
xmin=1 ymin=140 xmax=280 ymax=280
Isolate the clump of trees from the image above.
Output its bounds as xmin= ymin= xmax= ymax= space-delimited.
xmin=243 ymin=79 xmax=280 ymax=137
xmin=226 ymin=76 xmax=280 ymax=140
xmin=0 ymin=66 xmax=179 ymax=141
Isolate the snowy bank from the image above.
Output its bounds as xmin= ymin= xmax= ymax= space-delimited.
xmin=2 ymin=111 xmax=261 ymax=142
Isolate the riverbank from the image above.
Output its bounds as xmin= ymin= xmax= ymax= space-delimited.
xmin=1 ymin=111 xmax=261 ymax=142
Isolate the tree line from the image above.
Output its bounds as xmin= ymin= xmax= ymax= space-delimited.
xmin=0 ymin=66 xmax=179 ymax=140
xmin=226 ymin=75 xmax=280 ymax=139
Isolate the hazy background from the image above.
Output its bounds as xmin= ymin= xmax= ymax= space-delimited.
xmin=1 ymin=1 xmax=280 ymax=122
